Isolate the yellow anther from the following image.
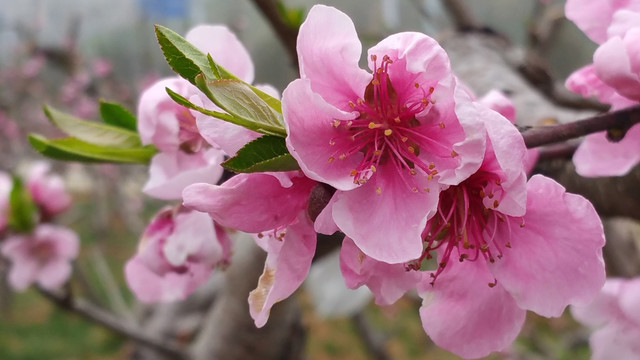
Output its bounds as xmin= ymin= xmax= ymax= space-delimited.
xmin=339 ymin=154 xmax=347 ymax=160
xmin=451 ymin=150 xmax=459 ymax=157
xmin=356 ymin=99 xmax=364 ymax=105
xmin=430 ymin=99 xmax=436 ymax=104
xmin=346 ymin=121 xmax=353 ymax=128
xmin=488 ymin=192 xmax=494 ymax=199
xmin=505 ymin=242 xmax=512 ymax=248
xmin=372 ymin=79 xmax=380 ymax=85
xmin=488 ymin=282 xmax=496 ymax=288
xmin=409 ymin=168 xmax=417 ymax=175
xmin=412 ymin=187 xmax=419 ymax=193
xmin=384 ymin=129 xmax=393 ymax=136
xmin=376 ymin=186 xmax=382 ymax=195
xmin=350 ymin=169 xmax=357 ymax=176
xmin=332 ymin=120 xmax=340 ymax=127
xmin=427 ymin=174 xmax=433 ymax=181
xmin=349 ymin=101 xmax=355 ymax=108
xmin=374 ymin=150 xmax=382 ymax=156
xmin=329 ymin=139 xmax=335 ymax=145
xmin=328 ymin=156 xmax=335 ymax=163
xmin=358 ymin=179 xmax=366 ymax=184
xmin=394 ymin=116 xmax=401 ymax=123
xmin=401 ymin=136 xmax=408 ymax=142
xmin=429 ymin=87 xmax=435 ymax=93
xmin=424 ymin=187 xmax=430 ymax=193
xmin=520 ymin=220 xmax=525 ymax=228
xmin=428 ymin=163 xmax=435 ymax=170
xmin=414 ymin=82 xmax=420 ymax=88
xmin=408 ymin=146 xmax=415 ymax=153
xmin=431 ymin=170 xmax=438 ymax=175
xmin=439 ymin=122 xmax=445 ymax=129
xmin=493 ymin=200 xmax=499 ymax=208
xmin=368 ymin=122 xmax=381 ymax=129
xmin=479 ymin=189 xmax=485 ymax=198
xmin=370 ymin=165 xmax=377 ymax=173
xmin=371 ymin=54 xmax=377 ymax=61
xmin=257 ymin=233 xmax=264 ymax=238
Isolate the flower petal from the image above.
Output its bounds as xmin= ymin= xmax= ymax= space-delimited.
xmin=249 ymin=213 xmax=316 ymax=327
xmin=183 ymin=172 xmax=315 ymax=233
xmin=296 ymin=5 xmax=370 ymax=109
xmin=332 ymin=163 xmax=438 ymax=263
xmin=186 ymin=25 xmax=254 ymax=83
xmin=283 ymin=78 xmax=362 ymax=191
xmin=418 ymin=259 xmax=525 ymax=359
xmin=143 ymin=149 xmax=224 ymax=200
xmin=573 ymin=125 xmax=640 ymax=177
xmin=340 ymin=237 xmax=420 ymax=305
xmin=490 ymin=175 xmax=606 ymax=317
xmin=37 ymin=260 xmax=72 ymax=290
xmin=594 ymin=34 xmax=640 ymax=102
xmin=163 ymin=210 xmax=220 ymax=267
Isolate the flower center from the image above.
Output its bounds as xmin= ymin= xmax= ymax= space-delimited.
xmin=407 ymin=171 xmax=524 ymax=286
xmin=328 ymin=54 xmax=442 ymax=190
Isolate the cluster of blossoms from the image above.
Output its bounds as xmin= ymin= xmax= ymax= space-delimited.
xmin=0 ymin=162 xmax=78 ymax=291
xmin=129 ymin=5 xmax=608 ymax=359
xmin=571 ymin=277 xmax=640 ymax=360
xmin=565 ymin=0 xmax=640 ymax=177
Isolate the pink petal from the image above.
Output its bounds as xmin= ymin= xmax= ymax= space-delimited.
xmin=594 ymin=35 xmax=640 ymax=102
xmin=589 ymin=323 xmax=640 ymax=360
xmin=571 ymin=278 xmax=625 ymax=328
xmin=313 ymin=192 xmax=339 ymax=235
xmin=332 ymin=163 xmax=438 ymax=263
xmin=489 ymin=175 xmax=606 ymax=317
xmin=282 ymin=78 xmax=362 ymax=191
xmin=194 ymin=104 xmax=260 ymax=156
xmin=479 ymin=90 xmax=516 ymax=123
xmin=418 ymin=259 xmax=526 ymax=359
xmin=163 ymin=210 xmax=219 ymax=267
xmin=436 ymin=84 xmax=486 ymax=186
xmin=339 ymin=237 xmax=420 ymax=305
xmin=573 ymin=125 xmax=640 ymax=177
xmin=137 ymin=77 xmax=193 ymax=149
xmin=37 ymin=224 xmax=80 ymax=259
xmin=564 ymin=0 xmax=640 ymax=44
xmin=249 ymin=213 xmax=316 ymax=327
xmin=368 ymin=32 xmax=451 ymax=104
xmin=7 ymin=255 xmax=39 ymax=291
xmin=296 ymin=5 xmax=370 ymax=109
xmin=186 ymin=25 xmax=254 ymax=83
xmin=183 ymin=172 xmax=315 ymax=233
xmin=143 ymin=149 xmax=224 ymax=200
xmin=618 ymin=277 xmax=640 ymax=325
xmin=37 ymin=260 xmax=72 ymax=290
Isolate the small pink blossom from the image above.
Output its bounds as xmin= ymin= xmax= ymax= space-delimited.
xmin=91 ymin=58 xmax=112 ymax=78
xmin=1 ymin=224 xmax=79 ymax=291
xmin=283 ymin=5 xmax=485 ymax=264
xmin=124 ymin=206 xmax=231 ymax=303
xmin=25 ymin=162 xmax=72 ymax=219
xmin=565 ymin=1 xmax=640 ymax=176
xmin=571 ymin=278 xmax=640 ymax=360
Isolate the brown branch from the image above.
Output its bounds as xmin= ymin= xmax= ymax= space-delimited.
xmin=249 ymin=0 xmax=299 ymax=69
xmin=522 ymin=105 xmax=640 ymax=148
xmin=37 ymin=287 xmax=189 ymax=360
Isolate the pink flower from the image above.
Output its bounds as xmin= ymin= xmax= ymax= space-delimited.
xmin=571 ymin=278 xmax=640 ymax=360
xmin=1 ymin=224 xmax=79 ymax=291
xmin=25 ymin=162 xmax=72 ymax=219
xmin=124 ymin=206 xmax=231 ymax=303
xmin=0 ymin=171 xmax=10 ymax=232
xmin=415 ymin=158 xmax=604 ymax=359
xmin=565 ymin=1 xmax=640 ymax=176
xmin=183 ymin=171 xmax=317 ymax=326
xmin=282 ymin=5 xmax=484 ymax=264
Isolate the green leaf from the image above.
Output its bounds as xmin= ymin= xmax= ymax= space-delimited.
xmin=155 ymin=24 xmax=215 ymax=84
xmin=28 ymin=134 xmax=156 ymax=164
xmin=44 ymin=106 xmax=142 ymax=148
xmin=206 ymin=54 xmax=282 ymax=113
xmin=8 ymin=177 xmax=38 ymax=233
xmin=99 ymin=100 xmax=137 ymax=131
xmin=222 ymin=135 xmax=299 ymax=173
xmin=196 ymin=75 xmax=286 ymax=137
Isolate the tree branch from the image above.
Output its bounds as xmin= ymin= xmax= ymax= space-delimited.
xmin=249 ymin=0 xmax=299 ymax=69
xmin=522 ymin=104 xmax=640 ymax=148
xmin=37 ymin=287 xmax=189 ymax=360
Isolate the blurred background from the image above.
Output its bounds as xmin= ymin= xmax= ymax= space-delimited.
xmin=0 ymin=0 xmax=605 ymax=359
